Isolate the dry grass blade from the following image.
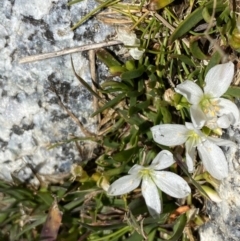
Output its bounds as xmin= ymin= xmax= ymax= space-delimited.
xmin=19 ymin=41 xmax=122 ymax=64
xmin=71 ymin=56 xmax=102 ymax=100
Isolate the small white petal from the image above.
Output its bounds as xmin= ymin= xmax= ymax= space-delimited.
xmin=204 ymin=62 xmax=234 ymax=97
xmin=185 ymin=122 xmax=196 ymax=130
xmin=128 ymin=164 xmax=144 ymax=175
xmin=129 ymin=48 xmax=145 ymax=60
xmin=142 ymin=176 xmax=161 ymax=217
xmin=185 ymin=140 xmax=196 ymax=173
xmin=175 ymin=80 xmax=203 ymax=104
xmin=218 ymin=98 xmax=240 ymax=126
xmin=197 ymin=140 xmax=228 ymax=180
xmin=151 ymin=150 xmax=175 ymax=170
xmin=204 ymin=117 xmax=219 ymax=130
xmin=108 ymin=174 xmax=141 ymax=195
xmin=190 ymin=105 xmax=207 ymax=129
xmin=116 ymin=28 xmax=137 ymax=45
xmin=216 ymin=115 xmax=232 ymax=128
xmin=151 ymin=124 xmax=188 ymax=146
xmin=207 ymin=136 xmax=236 ymax=147
xmin=153 ymin=171 xmax=191 ymax=198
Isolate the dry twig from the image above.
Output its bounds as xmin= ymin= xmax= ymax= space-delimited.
xmin=19 ymin=40 xmax=122 ymax=64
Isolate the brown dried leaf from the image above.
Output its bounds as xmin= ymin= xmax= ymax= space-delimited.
xmin=40 ymin=200 xmax=62 ymax=241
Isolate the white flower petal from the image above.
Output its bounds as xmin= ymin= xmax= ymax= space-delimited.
xmin=129 ymin=48 xmax=145 ymax=60
xmin=185 ymin=122 xmax=195 ymax=130
xmin=175 ymin=80 xmax=203 ymax=104
xmin=151 ymin=124 xmax=188 ymax=146
xmin=153 ymin=171 xmax=191 ymax=198
xmin=108 ymin=174 xmax=141 ymax=195
xmin=204 ymin=62 xmax=234 ymax=97
xmin=116 ymin=28 xmax=137 ymax=45
xmin=151 ymin=150 xmax=175 ymax=170
xmin=128 ymin=164 xmax=144 ymax=175
xmin=142 ymin=176 xmax=161 ymax=217
xmin=190 ymin=105 xmax=207 ymax=129
xmin=185 ymin=140 xmax=196 ymax=173
xmin=218 ymin=98 xmax=240 ymax=126
xmin=197 ymin=140 xmax=228 ymax=180
xmin=207 ymin=136 xmax=236 ymax=147
xmin=205 ymin=117 xmax=219 ymax=130
xmin=185 ymin=122 xmax=206 ymax=138
xmin=216 ymin=115 xmax=232 ymax=128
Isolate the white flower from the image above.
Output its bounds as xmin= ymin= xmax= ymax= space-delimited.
xmin=116 ymin=28 xmax=145 ymax=60
xmin=107 ymin=150 xmax=191 ymax=218
xmin=151 ymin=123 xmax=236 ymax=180
xmin=175 ymin=62 xmax=239 ymax=130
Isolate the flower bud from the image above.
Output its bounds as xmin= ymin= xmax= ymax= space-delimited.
xmin=201 ymin=185 xmax=222 ymax=203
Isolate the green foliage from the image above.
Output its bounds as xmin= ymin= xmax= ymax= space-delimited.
xmin=169 ymin=0 xmax=227 ymax=43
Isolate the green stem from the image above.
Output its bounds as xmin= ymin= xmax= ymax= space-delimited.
xmin=92 ymin=226 xmax=131 ymax=241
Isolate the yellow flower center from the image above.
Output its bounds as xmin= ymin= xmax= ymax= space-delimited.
xmin=187 ymin=129 xmax=202 ymax=147
xmin=199 ymin=94 xmax=220 ymax=118
xmin=139 ymin=168 xmax=154 ymax=177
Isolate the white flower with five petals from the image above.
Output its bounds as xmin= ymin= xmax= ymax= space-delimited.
xmin=107 ymin=150 xmax=191 ymax=218
xmin=175 ymin=62 xmax=239 ymax=130
xmin=151 ymin=123 xmax=236 ymax=180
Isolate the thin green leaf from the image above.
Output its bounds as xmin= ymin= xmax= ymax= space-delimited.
xmin=225 ymin=86 xmax=240 ymax=97
xmin=121 ymin=65 xmax=145 ymax=80
xmin=96 ymin=48 xmax=122 ymax=67
xmin=0 ymin=211 xmax=21 ymax=226
xmin=91 ymin=93 xmax=126 ymax=117
xmin=67 ymin=0 xmax=84 ymax=6
xmin=71 ymin=57 xmax=102 ymax=99
xmin=103 ymin=137 xmax=121 ymax=148
xmin=101 ymin=80 xmax=131 ymax=91
xmin=167 ymin=214 xmax=187 ymax=241
xmin=15 ymin=215 xmax=46 ymax=239
xmin=101 ymin=117 xmax=125 ymax=136
xmin=0 ymin=213 xmax=8 ymax=223
xmin=202 ymin=6 xmax=212 ymax=23
xmin=112 ymin=147 xmax=137 ymax=162
xmin=190 ymin=37 xmax=209 ymax=60
xmin=170 ymin=54 xmax=196 ymax=67
xmin=147 ymin=0 xmax=174 ymax=11
xmin=128 ymin=100 xmax=150 ymax=116
xmin=123 ymin=231 xmax=143 ymax=241
xmin=78 ymin=221 xmax=127 ymax=231
xmin=169 ymin=1 xmax=226 ymax=43
xmin=204 ymin=51 xmax=222 ymax=76
xmin=0 ymin=187 xmax=34 ymax=200
xmin=36 ymin=191 xmax=54 ymax=206
xmin=118 ymin=109 xmax=144 ymax=126
xmin=48 ymin=136 xmax=97 ymax=149
xmin=126 ymin=90 xmax=143 ymax=98
xmin=160 ymin=106 xmax=172 ymax=123
xmin=143 ymin=214 xmax=169 ymax=225
xmin=71 ymin=0 xmax=120 ymax=30
xmin=103 ymin=166 xmax=125 ymax=176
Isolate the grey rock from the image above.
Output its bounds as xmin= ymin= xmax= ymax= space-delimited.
xmin=199 ymin=123 xmax=240 ymax=241
xmin=0 ymin=0 xmax=114 ymax=184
